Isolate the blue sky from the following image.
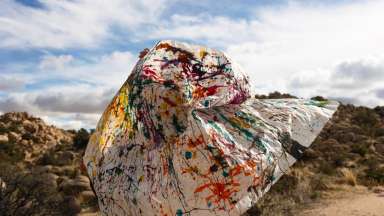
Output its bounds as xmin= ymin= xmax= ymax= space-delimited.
xmin=1 ymin=0 xmax=384 ymax=129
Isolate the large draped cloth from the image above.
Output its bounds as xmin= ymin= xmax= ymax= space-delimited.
xmin=84 ymin=40 xmax=338 ymax=216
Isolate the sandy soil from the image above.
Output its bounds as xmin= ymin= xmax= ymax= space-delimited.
xmin=298 ymin=187 xmax=384 ymax=216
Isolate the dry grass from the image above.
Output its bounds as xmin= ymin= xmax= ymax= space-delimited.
xmin=339 ymin=168 xmax=357 ymax=186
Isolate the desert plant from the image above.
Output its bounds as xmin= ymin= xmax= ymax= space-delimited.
xmin=374 ymin=106 xmax=384 ymax=118
xmin=0 ymin=163 xmax=63 ymax=216
xmin=311 ymin=96 xmax=328 ymax=101
xmin=255 ymin=91 xmax=297 ymax=99
xmin=350 ymin=143 xmax=369 ymax=157
xmin=352 ymin=108 xmax=380 ymax=135
xmin=339 ymin=168 xmax=357 ymax=186
xmin=365 ymin=166 xmax=384 ymax=184
xmin=73 ymin=128 xmax=90 ymax=149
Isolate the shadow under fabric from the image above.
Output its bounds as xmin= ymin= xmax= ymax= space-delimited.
xmin=83 ymin=40 xmax=339 ymax=216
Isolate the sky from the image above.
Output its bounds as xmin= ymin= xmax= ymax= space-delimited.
xmin=0 ymin=0 xmax=384 ymax=129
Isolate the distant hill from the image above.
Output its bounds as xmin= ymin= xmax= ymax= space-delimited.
xmin=0 ymin=93 xmax=383 ymax=216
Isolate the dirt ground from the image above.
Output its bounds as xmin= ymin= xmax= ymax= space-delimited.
xmin=297 ymin=186 xmax=384 ymax=216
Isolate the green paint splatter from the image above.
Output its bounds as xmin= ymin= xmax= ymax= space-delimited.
xmin=222 ymin=170 xmax=229 ymax=177
xmin=185 ymin=151 xmax=192 ymax=159
xmin=176 ymin=209 xmax=183 ymax=216
xmin=172 ymin=114 xmax=186 ymax=133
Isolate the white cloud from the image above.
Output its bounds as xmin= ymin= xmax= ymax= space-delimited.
xmin=0 ymin=75 xmax=25 ymax=91
xmin=0 ymin=84 xmax=111 ymax=129
xmin=221 ymin=1 xmax=384 ymax=107
xmin=55 ymin=51 xmax=137 ymax=87
xmin=145 ymin=14 xmax=257 ymax=46
xmin=2 ymin=0 xmax=384 ymax=129
xmin=39 ymin=54 xmax=74 ymax=70
xmin=331 ymin=57 xmax=384 ymax=88
xmin=41 ymin=113 xmax=101 ymax=130
xmin=33 ymin=86 xmax=115 ymax=114
xmin=287 ymin=57 xmax=384 ymax=107
xmin=0 ymin=50 xmax=138 ymax=129
xmin=0 ymin=0 xmax=168 ymax=49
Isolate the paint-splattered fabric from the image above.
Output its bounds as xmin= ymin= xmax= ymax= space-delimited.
xmin=84 ymin=40 xmax=339 ymax=216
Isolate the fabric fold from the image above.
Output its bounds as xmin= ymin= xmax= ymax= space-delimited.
xmin=84 ymin=40 xmax=338 ymax=216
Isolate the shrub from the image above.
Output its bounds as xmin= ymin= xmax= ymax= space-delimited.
xmin=351 ymin=143 xmax=369 ymax=157
xmin=374 ymin=128 xmax=384 ymax=137
xmin=374 ymin=106 xmax=384 ymax=118
xmin=352 ymin=108 xmax=380 ymax=133
xmin=318 ymin=161 xmax=336 ymax=176
xmin=255 ymin=91 xmax=297 ymax=99
xmin=311 ymin=96 xmax=328 ymax=101
xmin=0 ymin=163 xmax=62 ymax=216
xmin=339 ymin=168 xmax=357 ymax=186
xmin=73 ymin=128 xmax=90 ymax=149
xmin=365 ymin=167 xmax=384 ymax=184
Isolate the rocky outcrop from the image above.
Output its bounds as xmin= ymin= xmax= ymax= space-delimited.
xmin=0 ymin=112 xmax=98 ymax=216
xmin=0 ymin=112 xmax=73 ymax=163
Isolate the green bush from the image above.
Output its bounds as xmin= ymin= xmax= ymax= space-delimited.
xmin=351 ymin=143 xmax=369 ymax=157
xmin=311 ymin=96 xmax=328 ymax=101
xmin=255 ymin=91 xmax=297 ymax=99
xmin=73 ymin=128 xmax=91 ymax=149
xmin=365 ymin=167 xmax=384 ymax=184
xmin=352 ymin=109 xmax=380 ymax=131
xmin=0 ymin=141 xmax=25 ymax=163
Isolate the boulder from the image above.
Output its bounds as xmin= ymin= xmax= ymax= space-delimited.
xmin=40 ymin=173 xmax=59 ymax=188
xmin=75 ymin=175 xmax=90 ymax=184
xmin=56 ymin=151 xmax=75 ymax=166
xmin=33 ymin=165 xmax=53 ymax=173
xmin=60 ymin=179 xmax=91 ymax=195
xmin=8 ymin=131 xmax=21 ymax=143
xmin=374 ymin=143 xmax=384 ymax=155
xmin=78 ymin=190 xmax=97 ymax=204
xmin=61 ymin=196 xmax=81 ymax=215
xmin=372 ymin=186 xmax=384 ymax=194
xmin=0 ymin=122 xmax=7 ymax=132
xmin=0 ymin=134 xmax=9 ymax=144
xmin=22 ymin=120 xmax=37 ymax=133
xmin=0 ymin=177 xmax=6 ymax=189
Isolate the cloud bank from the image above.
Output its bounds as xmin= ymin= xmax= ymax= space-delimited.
xmin=0 ymin=0 xmax=383 ymax=129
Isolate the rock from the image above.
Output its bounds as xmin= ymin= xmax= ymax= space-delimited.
xmin=57 ymin=176 xmax=70 ymax=186
xmin=62 ymin=196 xmax=81 ymax=215
xmin=374 ymin=106 xmax=384 ymax=118
xmin=334 ymin=131 xmax=356 ymax=143
xmin=78 ymin=190 xmax=97 ymax=204
xmin=40 ymin=173 xmax=59 ymax=188
xmin=302 ymin=148 xmax=319 ymax=159
xmin=345 ymin=161 xmax=357 ymax=168
xmin=60 ymin=179 xmax=91 ymax=195
xmin=0 ymin=134 xmax=9 ymax=144
xmin=0 ymin=122 xmax=7 ymax=132
xmin=75 ymin=175 xmax=90 ymax=184
xmin=374 ymin=143 xmax=384 ymax=155
xmin=8 ymin=131 xmax=21 ymax=142
xmin=39 ymin=151 xmax=75 ymax=166
xmin=22 ymin=120 xmax=37 ymax=133
xmin=33 ymin=165 xmax=53 ymax=173
xmin=56 ymin=151 xmax=75 ymax=166
xmin=52 ymin=166 xmax=65 ymax=175
xmin=372 ymin=186 xmax=384 ymax=194
xmin=376 ymin=136 xmax=384 ymax=144
xmin=375 ymin=128 xmax=384 ymax=137
xmin=0 ymin=177 xmax=6 ymax=190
